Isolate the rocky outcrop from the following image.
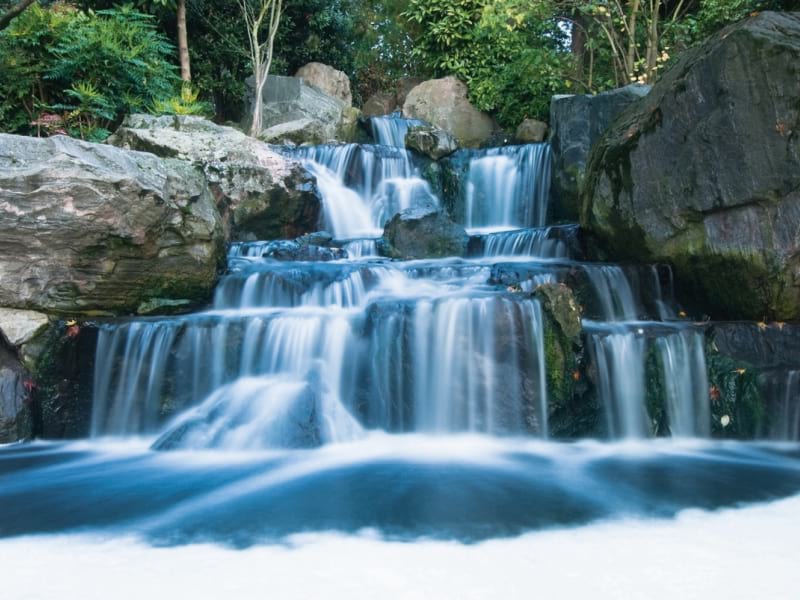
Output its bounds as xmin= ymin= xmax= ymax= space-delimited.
xmin=403 ymin=77 xmax=496 ymax=148
xmin=245 ymin=75 xmax=360 ymax=145
xmin=515 ymin=119 xmax=548 ymax=143
xmin=405 ymin=126 xmax=458 ymax=160
xmin=0 ymin=134 xmax=223 ymax=315
xmin=549 ymin=85 xmax=649 ymax=221
xmin=108 ymin=115 xmax=321 ymax=241
xmin=582 ymin=12 xmax=800 ymax=320
xmin=295 ymin=62 xmax=353 ymax=106
xmin=382 ymin=208 xmax=469 ymax=259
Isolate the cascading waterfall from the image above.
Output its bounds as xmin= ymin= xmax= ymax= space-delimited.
xmin=90 ymin=113 xmax=716 ymax=449
xmin=462 ymin=144 xmax=552 ymax=231
xmin=370 ymin=113 xmax=426 ymax=147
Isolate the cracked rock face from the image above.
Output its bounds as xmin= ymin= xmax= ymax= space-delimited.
xmin=0 ymin=133 xmax=224 ymax=315
xmin=582 ymin=12 xmax=800 ymax=320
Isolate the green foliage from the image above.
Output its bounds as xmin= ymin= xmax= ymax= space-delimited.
xmin=0 ymin=3 xmax=181 ymax=140
xmin=402 ymin=0 xmax=570 ymax=127
xmin=150 ymin=83 xmax=211 ymax=116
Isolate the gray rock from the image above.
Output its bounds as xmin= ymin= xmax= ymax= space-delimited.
xmin=403 ymin=77 xmax=497 ymax=148
xmin=515 ymin=119 xmax=549 ymax=143
xmin=362 ymin=91 xmax=397 ymax=117
xmin=549 ymin=84 xmax=649 ymax=221
xmin=582 ymin=12 xmax=800 ymax=320
xmin=395 ymin=77 xmax=425 ymax=108
xmin=244 ymin=75 xmax=355 ymax=144
xmin=0 ymin=134 xmax=223 ymax=315
xmin=383 ymin=207 xmax=469 ymax=259
xmin=109 ymin=114 xmax=321 ymax=241
xmin=0 ymin=337 xmax=29 ymax=443
xmin=295 ymin=62 xmax=353 ymax=107
xmin=0 ymin=309 xmax=49 ymax=347
xmin=405 ymin=126 xmax=458 ymax=160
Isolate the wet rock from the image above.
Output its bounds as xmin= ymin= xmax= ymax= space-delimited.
xmin=0 ymin=133 xmax=223 ymax=315
xmin=549 ymin=85 xmax=649 ymax=221
xmin=403 ymin=77 xmax=497 ymax=148
xmin=405 ymin=125 xmax=458 ymax=160
xmin=109 ymin=114 xmax=321 ymax=242
xmin=515 ymin=119 xmax=548 ymax=143
xmin=382 ymin=208 xmax=469 ymax=259
xmin=535 ymin=283 xmax=582 ymax=340
xmin=0 ymin=335 xmax=31 ymax=443
xmin=244 ymin=75 xmax=356 ymax=144
xmin=295 ymin=62 xmax=353 ymax=106
xmin=582 ymin=12 xmax=800 ymax=320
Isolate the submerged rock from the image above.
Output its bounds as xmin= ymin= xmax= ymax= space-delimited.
xmin=549 ymin=85 xmax=649 ymax=221
xmin=382 ymin=208 xmax=469 ymax=259
xmin=403 ymin=77 xmax=497 ymax=148
xmin=405 ymin=125 xmax=458 ymax=160
xmin=295 ymin=62 xmax=353 ymax=106
xmin=582 ymin=12 xmax=800 ymax=320
xmin=109 ymin=114 xmax=321 ymax=242
xmin=0 ymin=134 xmax=223 ymax=315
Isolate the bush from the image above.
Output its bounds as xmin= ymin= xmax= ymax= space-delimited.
xmin=0 ymin=3 xmax=183 ymax=140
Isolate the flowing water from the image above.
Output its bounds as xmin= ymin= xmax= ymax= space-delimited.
xmin=2 ymin=116 xmax=799 ymax=597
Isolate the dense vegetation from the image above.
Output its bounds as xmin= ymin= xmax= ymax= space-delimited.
xmin=1 ymin=0 xmax=798 ymax=136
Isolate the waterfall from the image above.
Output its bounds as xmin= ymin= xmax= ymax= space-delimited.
xmin=656 ymin=329 xmax=710 ymax=437
xmin=291 ymin=143 xmax=438 ymax=239
xmin=477 ymin=227 xmax=572 ymax=259
xmin=462 ymin=145 xmax=552 ymax=230
xmin=370 ymin=113 xmax=426 ymax=147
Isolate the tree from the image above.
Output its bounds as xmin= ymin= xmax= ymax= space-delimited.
xmin=238 ymin=0 xmax=283 ymax=136
xmin=176 ymin=0 xmax=189 ymax=80
xmin=0 ymin=0 xmax=38 ymax=31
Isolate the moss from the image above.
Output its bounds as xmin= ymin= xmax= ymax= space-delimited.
xmin=644 ymin=343 xmax=669 ymax=436
xmin=671 ymin=252 xmax=788 ymax=320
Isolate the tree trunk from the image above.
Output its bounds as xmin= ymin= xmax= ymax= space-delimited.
xmin=177 ymin=0 xmax=191 ymax=82
xmin=0 ymin=0 xmax=37 ymax=32
xmin=570 ymin=12 xmax=587 ymax=82
xmin=250 ymin=57 xmax=264 ymax=137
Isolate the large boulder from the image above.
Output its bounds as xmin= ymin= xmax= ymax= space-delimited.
xmin=108 ymin=115 xmax=321 ymax=241
xmin=244 ymin=75 xmax=359 ymax=144
xmin=382 ymin=207 xmax=469 ymax=259
xmin=403 ymin=77 xmax=496 ymax=148
xmin=0 ymin=134 xmax=223 ymax=315
xmin=582 ymin=12 xmax=800 ymax=320
xmin=549 ymin=85 xmax=650 ymax=221
xmin=295 ymin=62 xmax=353 ymax=106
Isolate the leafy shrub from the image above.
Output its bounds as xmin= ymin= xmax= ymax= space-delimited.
xmin=0 ymin=3 xmax=182 ymax=140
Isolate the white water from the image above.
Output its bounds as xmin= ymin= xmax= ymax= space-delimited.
xmin=3 ymin=494 xmax=798 ymax=600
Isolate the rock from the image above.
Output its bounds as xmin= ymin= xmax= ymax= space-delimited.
xmin=295 ymin=62 xmax=353 ymax=106
xmin=0 ymin=309 xmax=49 ymax=347
xmin=244 ymin=75 xmax=355 ymax=144
xmin=403 ymin=77 xmax=497 ymax=148
xmin=405 ymin=125 xmax=458 ymax=160
xmin=395 ymin=77 xmax=424 ymax=108
xmin=515 ymin=119 xmax=548 ymax=143
xmin=582 ymin=12 xmax=800 ymax=320
xmin=108 ymin=114 xmax=321 ymax=241
xmin=337 ymin=106 xmax=363 ymax=143
xmin=0 ymin=134 xmax=223 ymax=315
xmin=362 ymin=91 xmax=398 ymax=117
xmin=0 ymin=337 xmax=30 ymax=443
xmin=383 ymin=207 xmax=469 ymax=259
xmin=549 ymin=85 xmax=650 ymax=221
xmin=534 ymin=283 xmax=582 ymax=340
